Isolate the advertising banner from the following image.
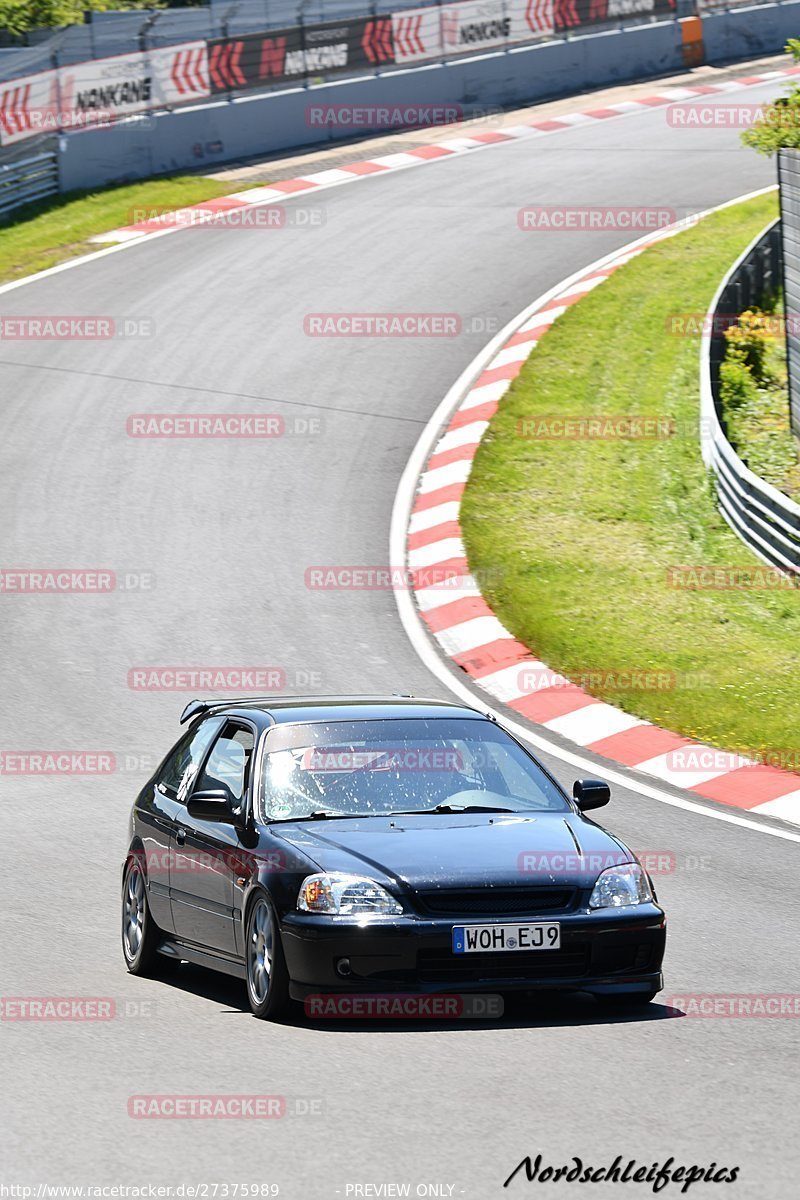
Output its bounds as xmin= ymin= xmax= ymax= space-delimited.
xmin=0 ymin=0 xmax=679 ymax=146
xmin=0 ymin=42 xmax=209 ymax=147
xmin=554 ymin=0 xmax=674 ymax=32
xmin=207 ymin=18 xmax=395 ymax=95
xmin=392 ymin=0 xmax=554 ymax=65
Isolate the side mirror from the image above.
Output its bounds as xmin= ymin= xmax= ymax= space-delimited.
xmin=573 ymin=779 xmax=611 ymax=811
xmin=187 ymin=788 xmax=236 ymax=822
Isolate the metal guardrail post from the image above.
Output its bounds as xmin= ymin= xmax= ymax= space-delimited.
xmin=371 ymin=0 xmax=380 ymax=78
xmin=298 ymin=0 xmax=309 ymax=90
xmin=139 ymin=12 xmax=161 ymax=54
xmin=777 ymin=149 xmax=799 ymax=438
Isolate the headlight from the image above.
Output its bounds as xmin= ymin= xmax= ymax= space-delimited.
xmin=589 ymin=862 xmax=653 ymax=909
xmin=297 ymin=873 xmax=403 ymax=916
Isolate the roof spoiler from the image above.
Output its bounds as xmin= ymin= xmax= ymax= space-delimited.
xmin=179 ymin=693 xmax=438 ymax=724
xmin=178 ymin=694 xmax=355 ymax=724
xmin=179 ymin=699 xmax=211 ymax=725
xmin=180 ymin=696 xmax=308 ymax=723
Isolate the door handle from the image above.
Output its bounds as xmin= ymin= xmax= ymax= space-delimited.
xmin=175 ymin=827 xmax=186 ymax=846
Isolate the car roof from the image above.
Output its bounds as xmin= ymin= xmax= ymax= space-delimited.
xmin=180 ymin=695 xmax=487 ymax=729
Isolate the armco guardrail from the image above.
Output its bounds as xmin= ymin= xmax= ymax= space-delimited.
xmin=0 ymin=141 xmax=57 ymax=216
xmin=700 ymin=217 xmax=800 ymax=575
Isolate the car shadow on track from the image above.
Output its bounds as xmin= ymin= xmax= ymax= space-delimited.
xmin=157 ymin=965 xmax=684 ymax=1030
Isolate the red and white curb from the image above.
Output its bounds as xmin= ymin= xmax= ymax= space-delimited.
xmin=92 ymin=66 xmax=800 ymax=244
xmin=405 ymin=205 xmax=800 ymax=829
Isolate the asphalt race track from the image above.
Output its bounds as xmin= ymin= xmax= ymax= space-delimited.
xmin=1 ymin=75 xmax=799 ymax=1198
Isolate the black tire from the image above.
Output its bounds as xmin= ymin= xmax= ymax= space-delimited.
xmin=121 ymin=855 xmax=178 ymax=977
xmin=245 ymin=891 xmax=290 ymax=1020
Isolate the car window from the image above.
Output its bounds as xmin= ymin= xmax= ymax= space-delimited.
xmin=195 ymin=722 xmax=256 ymax=812
xmin=481 ymin=741 xmax=553 ymax=805
xmin=260 ymin=717 xmax=569 ymax=820
xmin=158 ymin=718 xmax=222 ymax=801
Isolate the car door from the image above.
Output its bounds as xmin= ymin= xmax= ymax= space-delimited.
xmin=170 ymin=719 xmax=256 ymax=956
xmin=138 ymin=716 xmax=223 ymax=933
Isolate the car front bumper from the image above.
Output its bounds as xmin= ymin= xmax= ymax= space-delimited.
xmin=281 ymin=905 xmax=666 ymax=1000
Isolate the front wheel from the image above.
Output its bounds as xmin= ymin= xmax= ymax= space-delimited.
xmin=245 ymin=893 xmax=290 ymax=1020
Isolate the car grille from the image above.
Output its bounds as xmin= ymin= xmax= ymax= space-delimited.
xmin=416 ymin=946 xmax=590 ymax=983
xmin=414 ymin=887 xmax=577 ymax=916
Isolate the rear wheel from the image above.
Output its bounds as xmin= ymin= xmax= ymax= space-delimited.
xmin=245 ymin=893 xmax=290 ymax=1020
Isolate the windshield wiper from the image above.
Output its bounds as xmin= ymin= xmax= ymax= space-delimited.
xmin=267 ymin=810 xmax=363 ymax=823
xmin=389 ymin=803 xmax=518 ymax=815
xmin=268 ymin=804 xmax=522 ymax=823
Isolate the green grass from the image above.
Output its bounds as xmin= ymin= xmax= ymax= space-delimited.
xmin=0 ymin=175 xmax=261 ymax=285
xmin=461 ymin=192 xmax=800 ymax=760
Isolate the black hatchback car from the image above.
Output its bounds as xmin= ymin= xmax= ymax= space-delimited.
xmin=122 ymin=696 xmax=666 ymax=1019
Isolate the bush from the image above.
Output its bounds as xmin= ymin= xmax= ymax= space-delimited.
xmin=718 ymin=306 xmax=800 ymax=498
xmin=741 ymin=39 xmax=800 ymax=155
xmin=723 ymin=308 xmax=776 ymax=384
xmin=719 ymin=353 xmax=760 ymax=415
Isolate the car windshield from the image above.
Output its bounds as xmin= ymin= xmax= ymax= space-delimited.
xmin=259 ymin=717 xmax=569 ymax=821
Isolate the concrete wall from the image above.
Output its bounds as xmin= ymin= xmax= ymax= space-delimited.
xmin=56 ymin=1 xmax=800 ymax=194
xmin=59 ymin=22 xmax=685 ymax=192
xmin=703 ymin=1 xmax=800 ymax=66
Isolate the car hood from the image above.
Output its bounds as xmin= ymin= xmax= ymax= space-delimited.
xmin=272 ymin=811 xmax=633 ymax=890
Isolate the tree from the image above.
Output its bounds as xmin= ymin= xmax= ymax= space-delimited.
xmin=742 ymin=40 xmax=800 ymax=155
xmin=0 ymin=0 xmax=162 ymax=38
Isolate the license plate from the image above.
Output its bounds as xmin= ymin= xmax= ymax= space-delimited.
xmin=452 ymin=922 xmax=561 ymax=954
